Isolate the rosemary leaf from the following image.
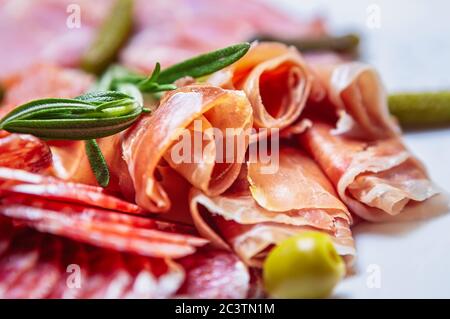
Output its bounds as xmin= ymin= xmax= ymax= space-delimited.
xmin=157 ymin=42 xmax=250 ymax=84
xmin=85 ymin=139 xmax=110 ymax=187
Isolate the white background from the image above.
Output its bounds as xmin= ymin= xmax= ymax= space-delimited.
xmin=267 ymin=0 xmax=450 ymax=298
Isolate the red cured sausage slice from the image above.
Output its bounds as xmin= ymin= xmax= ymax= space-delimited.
xmin=0 ymin=229 xmax=42 ymax=295
xmin=0 ymin=194 xmax=207 ymax=259
xmin=4 ymin=235 xmax=62 ymax=298
xmin=0 ymin=167 xmax=142 ymax=215
xmin=0 ymin=134 xmax=52 ymax=173
xmin=177 ymin=249 xmax=250 ymax=299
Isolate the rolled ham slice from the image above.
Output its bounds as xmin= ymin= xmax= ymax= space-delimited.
xmin=208 ymin=42 xmax=313 ymax=130
xmin=121 ymin=85 xmax=253 ymax=213
xmin=309 ymin=62 xmax=400 ymax=139
xmin=299 ymin=122 xmax=447 ymax=222
xmin=190 ymin=146 xmax=355 ymax=268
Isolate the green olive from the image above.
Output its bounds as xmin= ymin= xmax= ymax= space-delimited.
xmin=263 ymin=231 xmax=345 ymax=299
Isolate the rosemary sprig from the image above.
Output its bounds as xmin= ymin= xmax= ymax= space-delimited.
xmin=97 ymin=42 xmax=251 ymax=92
xmin=85 ymin=139 xmax=110 ymax=187
xmin=0 ymin=43 xmax=250 ymax=187
xmin=0 ymin=92 xmax=142 ymax=140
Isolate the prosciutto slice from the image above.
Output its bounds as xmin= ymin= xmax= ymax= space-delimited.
xmin=299 ymin=122 xmax=446 ymax=222
xmin=308 ymin=62 xmax=400 ymax=139
xmin=208 ymin=42 xmax=313 ymax=131
xmin=121 ymin=85 xmax=253 ymax=212
xmin=190 ymin=147 xmax=355 ymax=267
xmin=292 ymin=60 xmax=447 ymax=221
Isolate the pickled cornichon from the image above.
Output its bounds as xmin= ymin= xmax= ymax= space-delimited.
xmin=389 ymin=91 xmax=450 ymax=127
xmin=263 ymin=232 xmax=345 ymax=299
xmin=80 ymin=0 xmax=134 ymax=74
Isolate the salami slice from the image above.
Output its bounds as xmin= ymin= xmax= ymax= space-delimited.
xmin=0 ymin=194 xmax=207 ymax=258
xmin=177 ymin=249 xmax=250 ymax=299
xmin=0 ymin=134 xmax=52 ymax=173
xmin=0 ymin=167 xmax=142 ymax=215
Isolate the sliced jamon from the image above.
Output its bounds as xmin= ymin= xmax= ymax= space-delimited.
xmin=208 ymin=42 xmax=313 ymax=131
xmin=190 ymin=146 xmax=355 ymax=267
xmin=177 ymin=249 xmax=250 ymax=299
xmin=4 ymin=234 xmax=62 ymax=298
xmin=0 ymin=194 xmax=208 ymax=258
xmin=308 ymin=62 xmax=400 ymax=139
xmin=121 ymin=85 xmax=253 ymax=212
xmin=0 ymin=133 xmax=52 ymax=173
xmin=0 ymin=167 xmax=142 ymax=215
xmin=299 ymin=122 xmax=447 ymax=222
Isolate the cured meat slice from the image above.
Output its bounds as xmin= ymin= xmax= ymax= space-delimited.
xmin=0 ymin=1 xmax=111 ymax=79
xmin=79 ymin=247 xmax=133 ymax=299
xmin=177 ymin=249 xmax=250 ymax=299
xmin=0 ymin=64 xmax=93 ymax=182
xmin=309 ymin=62 xmax=400 ymax=139
xmin=299 ymin=122 xmax=446 ymax=221
xmin=0 ymin=221 xmax=250 ymax=299
xmin=208 ymin=42 xmax=313 ymax=130
xmin=121 ymin=255 xmax=185 ymax=299
xmin=0 ymin=133 xmax=52 ymax=173
xmin=122 ymin=0 xmax=326 ymax=72
xmin=0 ymin=194 xmax=208 ymax=258
xmin=4 ymin=235 xmax=62 ymax=298
xmin=0 ymin=224 xmax=186 ymax=299
xmin=47 ymin=239 xmax=88 ymax=299
xmin=0 ymin=216 xmax=15 ymax=257
xmin=0 ymin=167 xmax=142 ymax=215
xmin=190 ymin=147 xmax=355 ymax=267
xmin=122 ymin=85 xmax=253 ymax=212
xmin=1 ymin=64 xmax=92 ymax=111
xmin=0 ymin=229 xmax=42 ymax=296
